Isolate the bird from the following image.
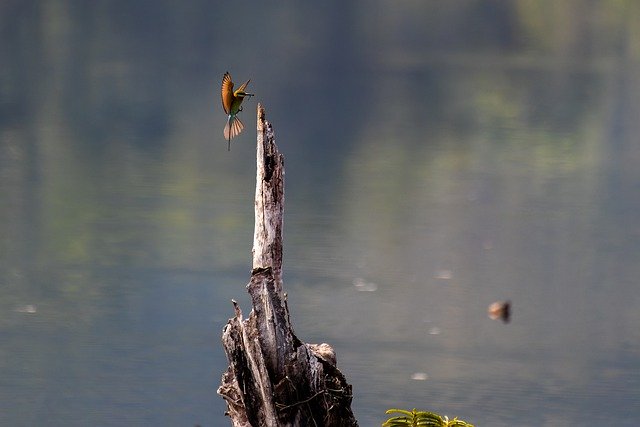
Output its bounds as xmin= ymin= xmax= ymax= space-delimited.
xmin=221 ymin=71 xmax=254 ymax=150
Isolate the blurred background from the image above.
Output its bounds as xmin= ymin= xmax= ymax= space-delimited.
xmin=1 ymin=1 xmax=640 ymax=426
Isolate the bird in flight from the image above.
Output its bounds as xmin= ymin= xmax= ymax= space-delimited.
xmin=221 ymin=72 xmax=254 ymax=150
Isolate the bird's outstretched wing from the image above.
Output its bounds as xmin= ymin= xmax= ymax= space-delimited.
xmin=235 ymin=79 xmax=251 ymax=94
xmin=221 ymin=72 xmax=234 ymax=114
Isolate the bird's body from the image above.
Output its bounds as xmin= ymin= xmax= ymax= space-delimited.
xmin=221 ymin=72 xmax=253 ymax=150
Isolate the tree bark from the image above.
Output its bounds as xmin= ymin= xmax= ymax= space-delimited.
xmin=218 ymin=104 xmax=358 ymax=427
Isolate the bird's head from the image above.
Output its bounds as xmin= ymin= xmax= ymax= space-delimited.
xmin=236 ymin=90 xmax=254 ymax=99
xmin=234 ymin=80 xmax=254 ymax=98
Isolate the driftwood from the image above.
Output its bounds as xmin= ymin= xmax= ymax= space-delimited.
xmin=218 ymin=104 xmax=358 ymax=427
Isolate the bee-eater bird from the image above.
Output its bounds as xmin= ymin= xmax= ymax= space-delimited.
xmin=221 ymin=71 xmax=254 ymax=150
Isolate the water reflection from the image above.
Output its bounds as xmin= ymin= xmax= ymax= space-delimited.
xmin=2 ymin=2 xmax=640 ymax=426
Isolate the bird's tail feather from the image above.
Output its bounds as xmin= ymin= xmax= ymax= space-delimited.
xmin=223 ymin=115 xmax=245 ymax=150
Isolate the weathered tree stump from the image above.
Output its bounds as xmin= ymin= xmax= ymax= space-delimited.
xmin=218 ymin=104 xmax=358 ymax=427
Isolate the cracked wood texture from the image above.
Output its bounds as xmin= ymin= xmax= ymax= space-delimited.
xmin=218 ymin=104 xmax=358 ymax=427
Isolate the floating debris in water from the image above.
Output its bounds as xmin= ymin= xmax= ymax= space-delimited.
xmin=15 ymin=304 xmax=37 ymax=314
xmin=411 ymin=372 xmax=429 ymax=381
xmin=352 ymin=278 xmax=378 ymax=292
xmin=428 ymin=326 xmax=441 ymax=335
xmin=488 ymin=300 xmax=511 ymax=323
xmin=434 ymin=269 xmax=452 ymax=280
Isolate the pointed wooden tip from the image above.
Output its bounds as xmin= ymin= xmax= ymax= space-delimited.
xmin=257 ymin=103 xmax=265 ymax=129
xmin=231 ymin=299 xmax=242 ymax=318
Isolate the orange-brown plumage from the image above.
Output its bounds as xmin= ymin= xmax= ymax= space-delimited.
xmin=221 ymin=72 xmax=233 ymax=114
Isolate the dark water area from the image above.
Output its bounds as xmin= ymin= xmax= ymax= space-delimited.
xmin=1 ymin=2 xmax=640 ymax=426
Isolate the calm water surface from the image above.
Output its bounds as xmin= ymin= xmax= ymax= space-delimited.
xmin=1 ymin=2 xmax=640 ymax=426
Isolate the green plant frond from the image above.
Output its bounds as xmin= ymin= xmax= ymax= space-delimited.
xmin=416 ymin=414 xmax=444 ymax=426
xmin=415 ymin=419 xmax=443 ymax=426
xmin=385 ymin=408 xmax=416 ymax=416
xmin=446 ymin=418 xmax=474 ymax=427
xmin=383 ymin=408 xmax=474 ymax=427
xmin=382 ymin=419 xmax=414 ymax=426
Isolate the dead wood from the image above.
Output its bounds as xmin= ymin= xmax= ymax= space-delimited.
xmin=218 ymin=104 xmax=358 ymax=427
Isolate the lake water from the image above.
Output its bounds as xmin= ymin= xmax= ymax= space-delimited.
xmin=1 ymin=2 xmax=639 ymax=426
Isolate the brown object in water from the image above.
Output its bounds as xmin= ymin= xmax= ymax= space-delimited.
xmin=488 ymin=300 xmax=511 ymax=323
